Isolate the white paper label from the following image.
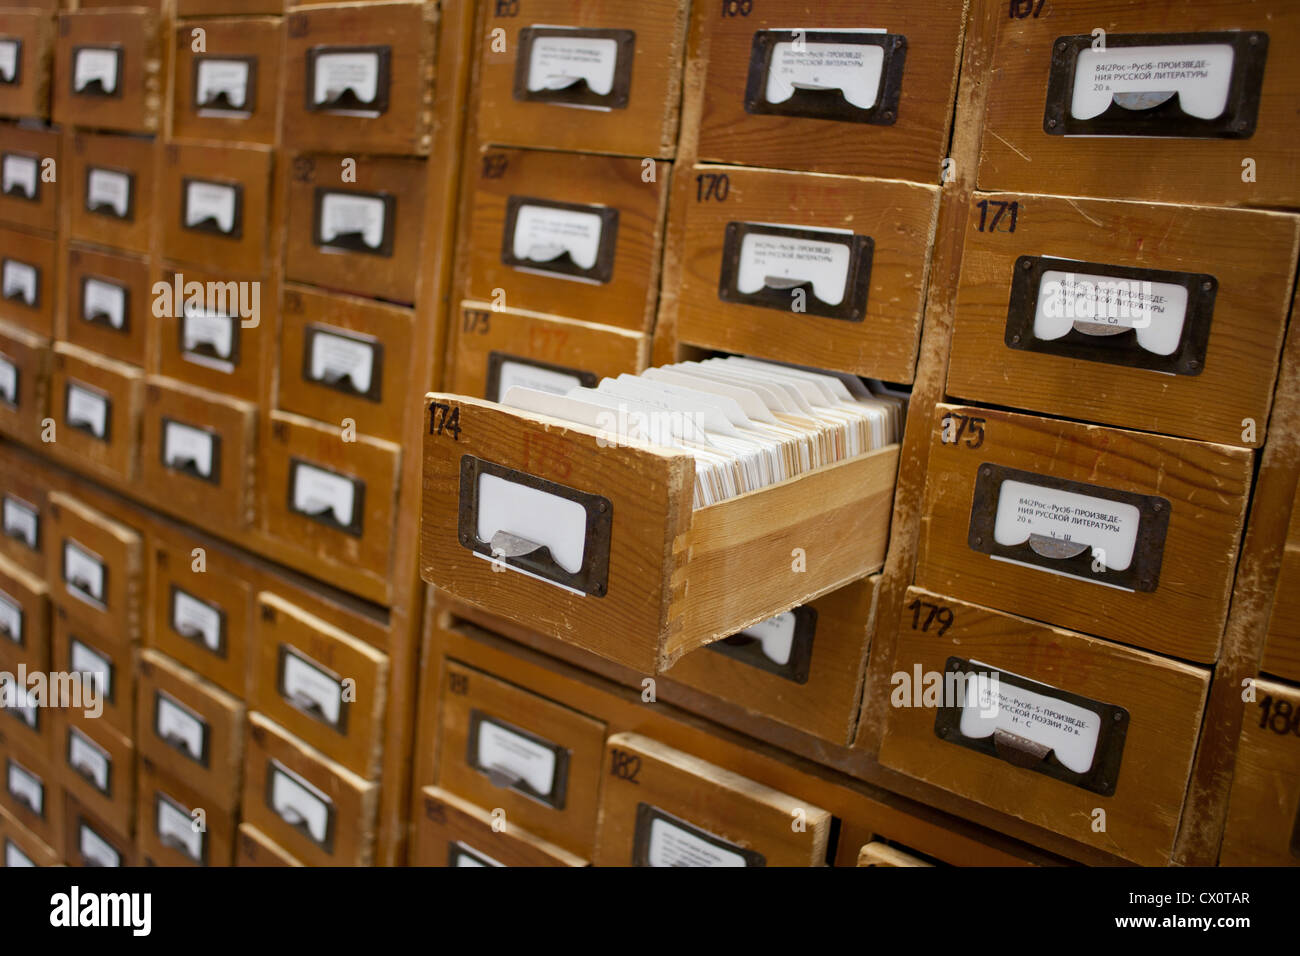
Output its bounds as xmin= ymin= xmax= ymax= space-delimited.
xmin=2 ymin=154 xmax=37 ymax=199
xmin=269 ymin=760 xmax=331 ymax=845
xmin=281 ymin=649 xmax=342 ymax=727
xmin=79 ymin=823 xmax=120 ymax=867
xmin=83 ymin=277 xmax=127 ymax=329
xmin=163 ymin=420 xmax=217 ymax=479
xmin=185 ymin=180 xmax=238 ymax=234
xmin=1033 ymin=270 xmax=1189 ymax=356
xmin=2 ymin=259 xmax=36 ymax=305
xmin=736 ymin=230 xmax=850 ymax=305
xmin=309 ymin=328 xmax=375 ymax=393
xmin=73 ymin=48 xmax=120 ymax=95
xmin=646 ymin=817 xmax=748 ymax=867
xmin=4 ymin=841 xmax=35 ymax=867
xmin=70 ymin=638 xmax=111 ymax=700
xmin=493 ymin=360 xmax=583 ymax=401
xmin=2 ymin=497 xmax=37 ymax=550
xmin=87 ymin=168 xmax=131 ymax=218
xmin=1071 ymin=43 xmax=1235 ymax=120
xmin=957 ymin=671 xmax=1102 ymax=774
xmin=994 ymin=479 xmax=1141 ymax=572
xmin=475 ymin=718 xmax=557 ymax=798
xmin=6 ymin=689 xmax=36 ymax=727
xmin=527 ymin=35 xmax=619 ymax=95
xmin=195 ymin=58 xmax=251 ymax=110
xmin=476 ymin=472 xmax=587 ymax=575
xmin=182 ymin=308 xmax=236 ymax=364
xmin=0 ymin=588 xmax=21 ymax=644
xmin=765 ymin=37 xmax=884 ymax=109
xmin=318 ymin=192 xmax=386 ymax=250
xmin=156 ymin=691 xmax=206 ymax=762
xmin=68 ymin=727 xmax=110 ymax=793
xmin=292 ymin=463 xmax=358 ymax=530
xmin=172 ymin=589 xmax=222 ymax=652
xmin=6 ymin=761 xmax=42 ymax=816
xmin=737 ymin=610 xmax=796 ymax=666
xmin=312 ymin=51 xmax=380 ymax=107
xmin=512 ymin=204 xmax=604 ymax=270
xmin=66 ymin=382 xmax=109 ymax=439
xmin=157 ymin=795 xmax=203 ymax=861
xmin=0 ymin=40 xmax=18 ymax=83
xmin=452 ymin=843 xmax=505 ymax=867
xmin=63 ymin=540 xmax=105 ymax=605
xmin=0 ymin=355 xmax=16 ymax=406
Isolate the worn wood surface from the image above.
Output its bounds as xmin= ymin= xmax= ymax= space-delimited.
xmin=1218 ymin=677 xmax=1300 ymax=866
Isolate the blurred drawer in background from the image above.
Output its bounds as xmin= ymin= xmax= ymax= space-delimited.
xmin=170 ymin=16 xmax=284 ymax=146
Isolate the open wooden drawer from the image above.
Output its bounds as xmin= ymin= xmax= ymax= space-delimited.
xmin=420 ymin=395 xmax=900 ymax=673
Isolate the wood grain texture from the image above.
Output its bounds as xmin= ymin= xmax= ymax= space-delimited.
xmin=0 ymin=225 xmax=56 ymax=337
xmin=0 ymin=804 xmax=60 ymax=866
xmin=0 ymin=122 xmax=59 ymax=231
xmin=46 ymin=490 xmax=142 ymax=649
xmin=0 ymin=11 xmax=53 ymax=121
xmin=916 ymin=403 xmax=1252 ymax=662
xmin=137 ymin=648 xmax=246 ymax=812
xmin=693 ymin=0 xmax=966 ymax=181
xmin=53 ymin=9 xmax=163 ymax=133
xmin=1262 ymin=480 xmax=1300 ymax=682
xmin=235 ymin=822 xmax=303 ymax=866
xmin=135 ymin=758 xmax=237 ymax=866
xmin=414 ymin=785 xmax=588 ymax=867
xmin=947 ymin=193 xmax=1300 ymax=446
xmin=592 ymin=731 xmax=831 ymax=866
xmin=464 ymin=147 xmax=670 ymax=333
xmin=169 ymin=18 xmax=284 ymax=147
xmin=880 ymin=587 xmax=1209 ymax=866
xmin=435 ymin=659 xmax=606 ymax=858
xmin=1219 ymin=677 xmax=1300 ymax=865
xmin=0 ymin=319 xmax=50 ymax=447
xmin=48 ymin=342 xmax=144 ymax=485
xmin=67 ymin=130 xmax=155 ymax=256
xmin=449 ymin=299 xmax=649 ymax=401
xmin=977 ymin=0 xmax=1300 ymax=207
xmin=64 ymin=246 xmax=149 ymax=368
xmin=55 ymin=707 xmax=134 ymax=837
xmin=666 ymin=576 xmax=877 ymax=746
xmin=674 ymin=164 xmax=940 ymax=381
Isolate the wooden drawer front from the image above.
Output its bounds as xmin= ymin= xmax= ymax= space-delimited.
xmin=2 ymin=746 xmax=58 ymax=850
xmin=154 ymin=262 xmax=266 ymax=403
xmin=282 ymin=1 xmax=438 ymax=156
xmin=436 ymin=660 xmax=607 ymax=858
xmin=948 ymin=194 xmax=1300 ymax=447
xmin=262 ymin=411 xmax=401 ymax=592
xmin=0 ymin=123 xmax=58 ymax=230
xmin=450 ymin=300 xmax=648 ymax=402
xmin=421 ymin=394 xmax=899 ymax=673
xmin=1220 ymin=677 xmax=1300 ymax=866
xmin=161 ymin=141 xmax=274 ymax=275
xmin=879 ymin=588 xmax=1210 ymax=866
xmin=0 ymin=664 xmax=50 ymax=760
xmin=0 ymin=805 xmax=60 ymax=866
xmin=46 ymin=492 xmax=142 ymax=647
xmin=140 ymin=377 xmax=257 ymax=532
xmin=694 ymin=0 xmax=964 ymax=180
xmin=284 ymin=153 xmax=426 ymax=304
xmin=666 ymin=576 xmax=877 ymax=746
xmin=137 ymin=649 xmax=245 ymax=812
xmin=250 ymin=592 xmax=388 ymax=780
xmin=0 ymin=553 xmax=48 ymax=673
xmin=277 ymin=284 xmax=413 ymax=444
xmin=465 ymin=148 xmax=669 ymax=333
xmin=676 ymin=165 xmax=938 ymax=380
xmin=0 ymin=225 xmax=54 ymax=336
xmin=136 ymin=758 xmax=236 ymax=866
xmin=1 ymin=482 xmax=44 ymax=579
xmin=64 ymin=793 xmax=133 ymax=867
xmin=978 ymin=0 xmax=1300 ymax=207
xmin=180 ymin=0 xmax=287 ymax=15
xmin=415 ymin=786 xmax=588 ymax=868
xmin=0 ymin=320 xmax=50 ymax=446
xmin=475 ymin=0 xmax=687 ymax=158
xmin=53 ymin=9 xmax=162 ymax=133
xmin=235 ymin=822 xmax=303 ymax=866
xmin=65 ymin=246 xmax=149 ymax=368
xmin=50 ymin=344 xmax=144 ymax=484
xmin=53 ymin=612 xmax=135 ymax=737
xmin=171 ymin=17 xmax=283 ymax=146
xmin=1263 ymin=545 xmax=1300 ymax=684
xmin=0 ymin=11 xmax=54 ymax=121
xmin=241 ymin=712 xmax=378 ymax=867
xmin=593 ymin=732 xmax=831 ymax=866
xmin=58 ymin=711 xmax=133 ymax=837
xmin=916 ymin=403 xmax=1252 ymax=663
xmin=146 ymin=539 xmax=252 ymax=698
xmin=68 ymin=131 xmax=155 ymax=256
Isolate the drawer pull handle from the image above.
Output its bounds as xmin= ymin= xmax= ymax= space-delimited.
xmin=162 ymin=731 xmax=197 ymax=760
xmin=719 ymin=222 xmax=873 ymax=322
xmin=14 ymin=793 xmax=38 ymax=815
xmin=71 ymin=758 xmax=101 ymax=786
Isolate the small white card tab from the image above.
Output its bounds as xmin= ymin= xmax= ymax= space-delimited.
xmin=527 ymin=34 xmax=619 ymax=95
xmin=312 ymin=51 xmax=380 ymax=107
xmin=451 ymin=843 xmax=505 ymax=867
xmin=737 ymin=610 xmax=796 ymax=666
xmin=156 ymin=691 xmax=207 ymax=763
xmin=79 ymin=824 xmax=121 ymax=867
xmin=1071 ymin=43 xmax=1235 ymax=120
xmin=63 ymin=540 xmax=106 ymax=605
xmin=0 ymin=588 xmax=21 ymax=645
xmin=69 ymin=727 xmax=111 ymax=793
xmin=957 ymin=670 xmax=1102 ymax=774
xmin=994 ymin=479 xmax=1141 ymax=572
xmin=2 ymin=259 xmax=36 ymax=305
xmin=765 ymin=35 xmax=884 ymax=109
xmin=309 ymin=328 xmax=375 ymax=393
xmin=66 ymin=382 xmax=109 ymax=439
xmin=281 ymin=648 xmax=342 ymax=727
xmin=6 ymin=760 xmax=42 ymax=816
xmin=269 ymin=760 xmax=331 ymax=845
xmin=157 ymin=795 xmax=203 ymax=861
xmin=70 ymin=638 xmax=112 ymax=700
xmin=0 ymin=39 xmax=18 ymax=84
xmin=646 ymin=817 xmax=747 ymax=868
xmin=2 ymin=154 xmax=37 ymax=199
xmin=494 ymin=359 xmax=584 ymax=399
xmin=736 ymin=230 xmax=850 ymax=305
xmin=172 ymin=589 xmax=222 ymax=652
xmin=318 ymin=192 xmax=386 ymax=249
xmin=83 ymin=277 xmax=127 ymax=329
xmin=1034 ymin=270 xmax=1188 ymax=355
xmin=475 ymin=718 xmax=557 ymax=797
xmin=87 ymin=168 xmax=131 ymax=218
xmin=196 ymin=58 xmax=251 ymax=111
xmin=184 ymin=180 xmax=238 ymax=233
xmin=0 ymin=354 xmax=16 ymax=406
xmin=512 ymin=204 xmax=604 ymax=269
xmin=73 ymin=47 xmax=120 ymax=95
xmin=163 ymin=420 xmax=217 ymax=480
xmin=2 ymin=496 xmax=37 ymax=550
xmin=182 ymin=307 xmax=236 ymax=364
xmin=476 ymin=472 xmax=587 ymax=575
xmin=292 ymin=463 xmax=358 ymax=530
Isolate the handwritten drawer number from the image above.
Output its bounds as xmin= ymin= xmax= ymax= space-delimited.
xmin=908 ymin=598 xmax=954 ymax=636
xmin=430 ymin=402 xmax=462 ymax=441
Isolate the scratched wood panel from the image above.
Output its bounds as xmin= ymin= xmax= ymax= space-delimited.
xmin=0 ymin=122 xmax=59 ymax=231
xmin=916 ymin=403 xmax=1252 ymax=662
xmin=947 ymin=192 xmax=1300 ymax=446
xmin=0 ymin=320 xmax=50 ymax=447
xmin=675 ymin=164 xmax=940 ymax=381
xmin=879 ymin=588 xmax=1210 ymax=866
xmin=170 ymin=18 xmax=284 ymax=147
xmin=52 ymin=9 xmax=163 ymax=133
xmin=977 ymin=0 xmax=1300 ymax=207
xmin=0 ymin=11 xmax=53 ymax=121
xmin=135 ymin=757 xmax=238 ymax=866
xmin=1219 ymin=677 xmax=1300 ymax=865
xmin=592 ymin=731 xmax=831 ymax=866
xmin=693 ymin=0 xmax=965 ymax=180
xmin=474 ymin=0 xmax=689 ymax=158
xmin=414 ymin=785 xmax=588 ymax=867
